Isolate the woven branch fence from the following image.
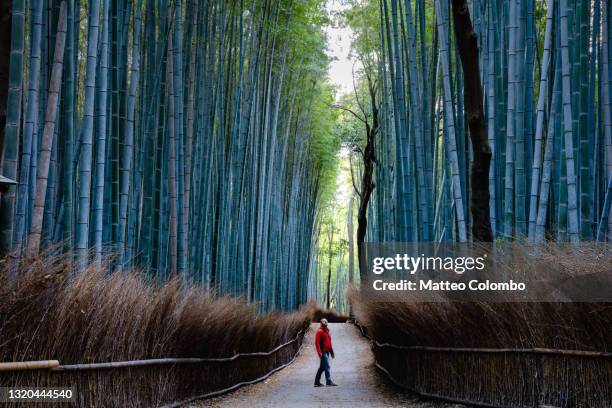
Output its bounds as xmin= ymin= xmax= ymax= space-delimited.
xmin=0 ymin=329 xmax=307 ymax=407
xmin=353 ymin=321 xmax=612 ymax=408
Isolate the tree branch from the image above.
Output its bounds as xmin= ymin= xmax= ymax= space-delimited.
xmin=352 ymin=61 xmax=369 ymax=127
xmin=328 ymin=103 xmax=367 ymax=125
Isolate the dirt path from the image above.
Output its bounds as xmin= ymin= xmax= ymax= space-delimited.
xmin=192 ymin=323 xmax=459 ymax=408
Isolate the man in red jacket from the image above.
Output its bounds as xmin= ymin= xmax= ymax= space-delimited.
xmin=314 ymin=319 xmax=338 ymax=387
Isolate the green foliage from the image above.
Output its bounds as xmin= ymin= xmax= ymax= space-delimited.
xmin=313 ymin=154 xmax=354 ymax=312
xmin=307 ymin=82 xmax=343 ymax=208
xmin=341 ymin=0 xmax=381 ymax=66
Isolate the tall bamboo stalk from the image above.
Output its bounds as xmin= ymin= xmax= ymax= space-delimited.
xmin=559 ymin=0 xmax=580 ymax=243
xmin=76 ymin=0 xmax=102 ymax=268
xmin=27 ymin=2 xmax=67 ymax=255
xmin=0 ymin=0 xmax=26 ymax=253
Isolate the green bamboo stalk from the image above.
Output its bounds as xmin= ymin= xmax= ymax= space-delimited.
xmin=0 ymin=0 xmax=26 ymax=253
xmin=602 ymin=1 xmax=612 ymax=239
xmin=578 ymin=0 xmax=591 ymax=238
xmin=118 ymin=0 xmax=142 ymax=266
xmin=559 ymin=0 xmax=580 ymax=242
xmin=435 ymin=0 xmax=467 ymax=242
xmin=62 ymin=0 xmax=75 ymax=254
xmin=528 ymin=0 xmax=554 ymax=242
xmin=27 ymin=1 xmax=67 ymax=255
xmin=503 ymin=0 xmax=518 ymax=239
xmin=166 ymin=28 xmax=178 ymax=273
xmin=14 ymin=1 xmax=44 ymax=253
xmin=92 ymin=0 xmax=110 ymax=265
xmin=76 ymin=0 xmax=102 ymax=268
xmin=535 ymin=58 xmax=561 ymax=243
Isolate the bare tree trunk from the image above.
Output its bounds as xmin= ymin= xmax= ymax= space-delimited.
xmin=357 ymin=88 xmax=378 ymax=282
xmin=0 ymin=0 xmax=10 ymax=153
xmin=326 ymin=226 xmax=334 ymax=310
xmin=347 ymin=192 xmax=354 ymax=284
xmin=451 ymin=0 xmax=493 ymax=242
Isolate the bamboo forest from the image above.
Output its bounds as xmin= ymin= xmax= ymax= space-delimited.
xmin=0 ymin=0 xmax=611 ymax=313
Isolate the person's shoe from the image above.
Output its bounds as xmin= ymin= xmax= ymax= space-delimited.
xmin=314 ymin=383 xmax=323 ymax=387
xmin=326 ymin=382 xmax=338 ymax=386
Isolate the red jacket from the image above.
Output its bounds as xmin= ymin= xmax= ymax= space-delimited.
xmin=315 ymin=326 xmax=333 ymax=357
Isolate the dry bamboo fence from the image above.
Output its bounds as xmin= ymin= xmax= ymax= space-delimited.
xmin=0 ymin=329 xmax=307 ymax=407
xmin=353 ymin=321 xmax=612 ymax=408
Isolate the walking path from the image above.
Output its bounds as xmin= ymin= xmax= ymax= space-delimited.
xmin=193 ymin=323 xmax=458 ymax=408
